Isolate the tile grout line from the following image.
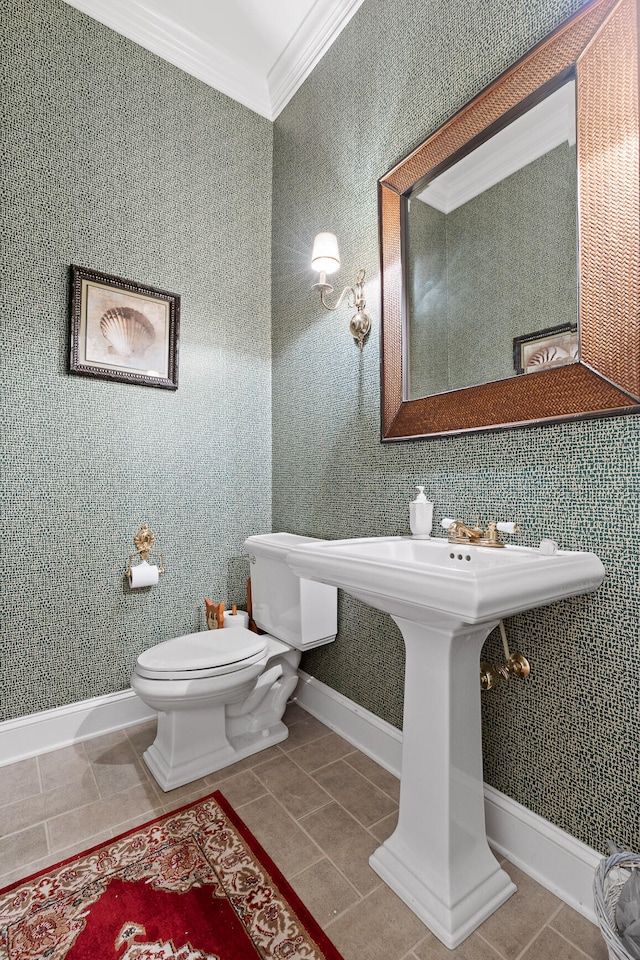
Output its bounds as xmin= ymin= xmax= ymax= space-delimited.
xmin=251 ymin=723 xmax=400 ymax=919
xmin=323 ymin=882 xmax=382 ymax=929
xmin=283 ymin=741 xmax=400 ymax=834
xmin=236 ymin=775 xmax=328 ymax=868
xmin=250 ymin=781 xmax=380 ymax=925
xmin=250 ymin=758 xmax=335 ymax=823
xmin=240 ymin=770 xmax=378 ymax=910
xmin=43 ymin=817 xmax=52 ymax=858
xmin=35 ymin=752 xmax=44 ymax=795
xmin=86 ymin=742 xmax=102 ymax=800
xmin=307 ymin=773 xmax=399 ymax=835
xmin=510 ymin=911 xmax=560 ymax=960
xmin=323 ymin=882 xmax=428 ymax=958
xmin=342 ymin=752 xmax=400 ymax=802
xmin=550 ymin=927 xmax=603 ymax=960
xmin=397 ymin=947 xmax=423 ymax=960
xmin=270 ymin=748 xmax=391 ymax=839
xmin=544 ymin=903 xmax=602 ymax=960
xmin=287 ymin=745 xmax=360 ymax=778
xmin=476 ymin=928 xmax=510 ymax=958
xmin=0 ymin=769 xmax=95 ymax=845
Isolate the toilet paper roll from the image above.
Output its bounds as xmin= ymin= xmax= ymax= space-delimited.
xmin=129 ymin=560 xmax=159 ymax=588
xmin=223 ymin=609 xmax=250 ymax=629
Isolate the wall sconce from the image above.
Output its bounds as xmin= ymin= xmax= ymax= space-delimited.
xmin=311 ymin=232 xmax=371 ymax=350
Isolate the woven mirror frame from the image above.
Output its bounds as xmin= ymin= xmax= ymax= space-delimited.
xmin=379 ymin=0 xmax=639 ymax=441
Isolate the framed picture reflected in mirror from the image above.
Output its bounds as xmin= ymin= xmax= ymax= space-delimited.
xmin=513 ymin=324 xmax=578 ymax=375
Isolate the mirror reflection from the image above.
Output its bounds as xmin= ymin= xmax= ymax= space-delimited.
xmin=406 ymin=79 xmax=578 ymax=401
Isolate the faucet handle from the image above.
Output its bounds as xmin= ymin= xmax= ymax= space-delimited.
xmin=496 ymin=522 xmax=519 ymax=535
xmin=481 ymin=521 xmax=519 ymax=547
xmin=441 ymin=517 xmax=456 ymax=529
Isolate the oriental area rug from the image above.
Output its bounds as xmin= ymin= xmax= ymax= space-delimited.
xmin=0 ymin=791 xmax=345 ymax=960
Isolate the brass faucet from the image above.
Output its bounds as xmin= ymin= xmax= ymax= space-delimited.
xmin=444 ymin=519 xmax=519 ymax=548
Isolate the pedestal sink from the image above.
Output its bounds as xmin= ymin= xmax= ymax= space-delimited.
xmin=285 ymin=535 xmax=604 ymax=948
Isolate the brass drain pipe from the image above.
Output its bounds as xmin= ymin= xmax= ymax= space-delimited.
xmin=480 ymin=620 xmax=530 ymax=690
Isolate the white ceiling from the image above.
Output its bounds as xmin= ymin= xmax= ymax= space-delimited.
xmin=64 ymin=0 xmax=366 ymax=120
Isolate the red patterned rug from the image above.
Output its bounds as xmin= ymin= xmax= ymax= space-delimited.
xmin=0 ymin=791 xmax=345 ymax=960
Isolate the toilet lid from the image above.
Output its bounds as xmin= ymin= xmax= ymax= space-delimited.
xmin=137 ymin=628 xmax=268 ymax=674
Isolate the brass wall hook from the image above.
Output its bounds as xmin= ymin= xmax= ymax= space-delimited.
xmin=126 ymin=523 xmax=165 ymax=576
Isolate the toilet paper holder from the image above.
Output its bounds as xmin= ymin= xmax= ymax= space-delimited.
xmin=126 ymin=524 xmax=165 ymax=578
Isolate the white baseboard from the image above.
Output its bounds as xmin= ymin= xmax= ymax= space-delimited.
xmin=0 ymin=690 xmax=156 ymax=766
xmin=295 ymin=671 xmax=403 ymax=778
xmin=294 ymin=670 xmax=600 ymax=924
xmin=483 ymin=784 xmax=600 ymax=922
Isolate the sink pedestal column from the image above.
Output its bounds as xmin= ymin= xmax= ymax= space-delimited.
xmin=369 ymin=615 xmax=516 ymax=949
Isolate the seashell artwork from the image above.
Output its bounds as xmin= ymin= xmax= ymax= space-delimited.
xmin=518 ymin=327 xmax=579 ymax=374
xmin=99 ymin=307 xmax=156 ymax=359
xmin=71 ymin=266 xmax=179 ymax=389
xmin=527 ymin=335 xmax=578 ymax=370
xmin=528 ymin=344 xmax=571 ymax=367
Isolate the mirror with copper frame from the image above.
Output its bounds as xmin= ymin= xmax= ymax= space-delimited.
xmin=379 ymin=0 xmax=639 ymax=441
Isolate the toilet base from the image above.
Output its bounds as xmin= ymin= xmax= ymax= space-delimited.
xmin=143 ymin=718 xmax=289 ymax=792
xmin=133 ymin=637 xmax=303 ymax=793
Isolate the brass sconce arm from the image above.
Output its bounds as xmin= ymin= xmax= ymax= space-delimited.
xmin=311 ymin=232 xmax=372 ymax=350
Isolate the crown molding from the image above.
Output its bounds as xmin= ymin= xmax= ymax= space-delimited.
xmin=64 ymin=0 xmax=272 ymax=117
xmin=63 ymin=0 xmax=366 ymax=120
xmin=268 ymin=0 xmax=366 ymax=117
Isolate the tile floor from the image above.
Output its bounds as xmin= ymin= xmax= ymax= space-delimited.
xmin=0 ymin=703 xmax=608 ymax=960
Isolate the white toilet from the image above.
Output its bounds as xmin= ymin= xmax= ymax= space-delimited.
xmin=130 ymin=533 xmax=337 ymax=791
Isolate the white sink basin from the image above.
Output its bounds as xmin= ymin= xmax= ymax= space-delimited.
xmin=285 ymin=535 xmax=605 ymax=948
xmin=285 ymin=535 xmax=605 ymax=625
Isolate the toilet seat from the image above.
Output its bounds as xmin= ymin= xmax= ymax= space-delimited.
xmin=135 ymin=628 xmax=269 ymax=681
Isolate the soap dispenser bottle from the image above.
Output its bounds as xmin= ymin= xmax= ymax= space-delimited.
xmin=410 ymin=486 xmax=433 ymax=539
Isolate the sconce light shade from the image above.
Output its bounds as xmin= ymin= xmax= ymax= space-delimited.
xmin=311 ymin=232 xmax=341 ymax=275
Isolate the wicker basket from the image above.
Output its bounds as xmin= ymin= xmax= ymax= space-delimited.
xmin=594 ymin=850 xmax=640 ymax=960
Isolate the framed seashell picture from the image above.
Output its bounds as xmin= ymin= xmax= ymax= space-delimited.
xmin=69 ymin=266 xmax=180 ymax=389
xmin=513 ymin=324 xmax=578 ymax=376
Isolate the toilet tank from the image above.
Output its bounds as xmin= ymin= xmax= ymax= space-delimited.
xmin=244 ymin=533 xmax=337 ymax=651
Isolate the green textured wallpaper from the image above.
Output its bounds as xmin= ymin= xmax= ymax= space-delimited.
xmin=1 ymin=0 xmax=273 ymax=717
xmin=272 ymin=0 xmax=639 ymax=853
